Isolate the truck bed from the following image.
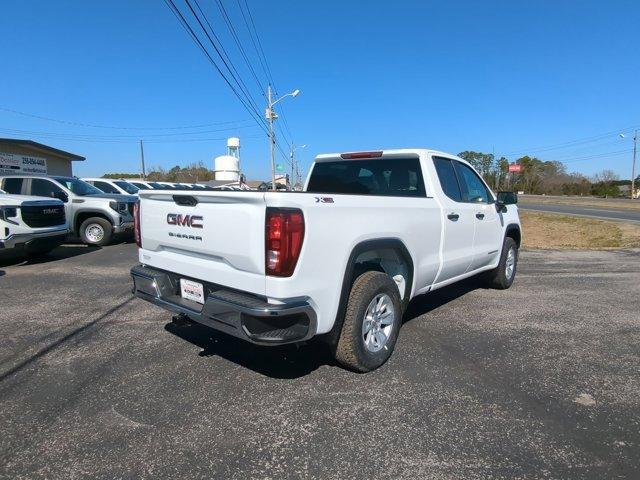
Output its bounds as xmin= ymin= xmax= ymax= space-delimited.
xmin=137 ymin=189 xmax=443 ymax=333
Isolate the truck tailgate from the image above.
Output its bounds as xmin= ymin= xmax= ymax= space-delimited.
xmin=138 ymin=190 xmax=267 ymax=295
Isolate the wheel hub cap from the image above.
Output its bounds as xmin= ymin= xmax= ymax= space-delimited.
xmin=362 ymin=293 xmax=395 ymax=353
xmin=505 ymin=247 xmax=516 ymax=279
xmin=86 ymin=224 xmax=104 ymax=243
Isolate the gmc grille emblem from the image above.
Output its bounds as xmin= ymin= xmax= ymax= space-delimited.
xmin=42 ymin=208 xmax=59 ymax=214
xmin=167 ymin=213 xmax=203 ymax=229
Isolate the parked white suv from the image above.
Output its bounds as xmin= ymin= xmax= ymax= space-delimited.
xmin=82 ymin=178 xmax=140 ymax=196
xmin=131 ymin=149 xmax=521 ymax=371
xmin=0 ymin=188 xmax=68 ymax=258
xmin=0 ymin=175 xmax=137 ymax=246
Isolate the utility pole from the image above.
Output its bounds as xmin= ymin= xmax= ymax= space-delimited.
xmin=632 ymin=129 xmax=637 ymax=199
xmin=290 ymin=147 xmax=295 ymax=190
xmin=139 ymin=140 xmax=146 ymax=179
xmin=266 ymin=85 xmax=277 ymax=191
xmin=265 ymin=85 xmax=300 ymax=192
xmin=288 ymin=144 xmax=307 ymax=191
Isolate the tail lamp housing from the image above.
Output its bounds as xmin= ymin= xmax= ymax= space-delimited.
xmin=265 ymin=208 xmax=305 ymax=277
xmin=133 ymin=201 xmax=142 ymax=248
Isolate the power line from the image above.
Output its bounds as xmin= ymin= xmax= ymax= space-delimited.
xmin=242 ymin=0 xmax=275 ymax=87
xmin=501 ymin=125 xmax=639 ymax=156
xmin=183 ymin=0 xmax=262 ymax=116
xmin=557 ymin=148 xmax=633 ymax=164
xmin=163 ymin=0 xmax=269 ymax=136
xmin=0 ymin=106 xmax=253 ymax=131
xmin=235 ymin=0 xmax=295 ymax=148
xmin=0 ymin=124 xmax=258 ymax=139
xmin=0 ymin=129 xmax=264 ymax=144
xmin=214 ymin=0 xmax=265 ymax=95
xmin=235 ymin=0 xmax=273 ymax=88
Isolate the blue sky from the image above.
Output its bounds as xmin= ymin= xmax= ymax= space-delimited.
xmin=1 ymin=0 xmax=638 ymax=180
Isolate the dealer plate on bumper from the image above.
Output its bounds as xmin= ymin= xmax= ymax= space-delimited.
xmin=180 ymin=279 xmax=204 ymax=304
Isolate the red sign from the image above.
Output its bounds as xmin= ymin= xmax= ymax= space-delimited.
xmin=508 ymin=164 xmax=523 ymax=173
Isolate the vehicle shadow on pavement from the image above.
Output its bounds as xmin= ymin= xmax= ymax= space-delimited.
xmin=164 ymin=321 xmax=337 ymax=379
xmin=163 ymin=276 xmax=488 ymax=378
xmin=0 ymin=244 xmax=101 ymax=268
xmin=403 ymin=276 xmax=487 ymax=324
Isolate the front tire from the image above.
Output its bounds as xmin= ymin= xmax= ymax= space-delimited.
xmin=79 ymin=217 xmax=112 ymax=246
xmin=334 ymin=271 xmax=403 ymax=372
xmin=485 ymin=236 xmax=518 ymax=289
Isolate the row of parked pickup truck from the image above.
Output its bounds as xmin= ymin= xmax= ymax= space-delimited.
xmin=0 ymin=174 xmax=251 ymax=257
xmin=0 ymin=175 xmax=140 ymax=257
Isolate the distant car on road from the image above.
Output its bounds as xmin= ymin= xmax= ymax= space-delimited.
xmin=82 ymin=178 xmax=140 ymax=196
xmin=0 ymin=188 xmax=68 ymax=258
xmin=0 ymin=175 xmax=137 ymax=246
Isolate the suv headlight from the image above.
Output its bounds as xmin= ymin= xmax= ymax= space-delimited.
xmin=109 ymin=201 xmax=127 ymax=213
xmin=0 ymin=206 xmax=19 ymax=224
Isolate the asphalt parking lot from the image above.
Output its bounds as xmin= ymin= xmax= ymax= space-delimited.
xmin=1 ymin=243 xmax=639 ymax=479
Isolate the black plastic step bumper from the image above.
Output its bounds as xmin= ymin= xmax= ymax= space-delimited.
xmin=130 ymin=264 xmax=317 ymax=345
xmin=0 ymin=232 xmax=67 ymax=255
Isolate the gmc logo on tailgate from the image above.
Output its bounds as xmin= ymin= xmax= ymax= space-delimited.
xmin=167 ymin=213 xmax=203 ymax=229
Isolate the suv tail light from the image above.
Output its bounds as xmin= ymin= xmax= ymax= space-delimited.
xmin=265 ymin=208 xmax=304 ymax=277
xmin=133 ymin=201 xmax=142 ymax=248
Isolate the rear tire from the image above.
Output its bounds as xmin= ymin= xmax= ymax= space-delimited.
xmin=79 ymin=217 xmax=112 ymax=246
xmin=334 ymin=271 xmax=403 ymax=372
xmin=485 ymin=236 xmax=518 ymax=289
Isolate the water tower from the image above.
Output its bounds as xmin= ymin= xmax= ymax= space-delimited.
xmin=214 ymin=137 xmax=240 ymax=181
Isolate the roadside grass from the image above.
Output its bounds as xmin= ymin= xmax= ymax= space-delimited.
xmin=519 ymin=195 xmax=640 ymax=211
xmin=520 ymin=211 xmax=640 ymax=249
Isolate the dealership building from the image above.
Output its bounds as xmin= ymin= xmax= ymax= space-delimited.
xmin=0 ymin=138 xmax=85 ymax=177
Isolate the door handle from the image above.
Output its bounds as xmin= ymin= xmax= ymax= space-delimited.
xmin=476 ymin=213 xmax=485 ymax=220
xmin=447 ymin=213 xmax=459 ymax=221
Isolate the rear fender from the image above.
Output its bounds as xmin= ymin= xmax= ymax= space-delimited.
xmin=325 ymin=238 xmax=414 ymax=343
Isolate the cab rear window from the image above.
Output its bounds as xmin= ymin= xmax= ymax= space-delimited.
xmin=2 ymin=177 xmax=23 ymax=194
xmin=307 ymin=158 xmax=426 ymax=197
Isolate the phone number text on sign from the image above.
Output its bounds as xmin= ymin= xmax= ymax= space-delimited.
xmin=0 ymin=152 xmax=47 ymax=175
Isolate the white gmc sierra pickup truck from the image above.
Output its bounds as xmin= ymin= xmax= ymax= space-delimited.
xmin=0 ymin=189 xmax=68 ymax=258
xmin=131 ymin=149 xmax=521 ymax=372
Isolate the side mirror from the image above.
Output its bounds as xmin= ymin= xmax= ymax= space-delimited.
xmin=495 ymin=191 xmax=517 ymax=213
xmin=54 ymin=191 xmax=69 ymax=203
xmin=497 ymin=191 xmax=518 ymax=205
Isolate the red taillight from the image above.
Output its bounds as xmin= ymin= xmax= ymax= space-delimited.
xmin=133 ymin=201 xmax=142 ymax=248
xmin=340 ymin=151 xmax=383 ymax=159
xmin=265 ymin=208 xmax=304 ymax=277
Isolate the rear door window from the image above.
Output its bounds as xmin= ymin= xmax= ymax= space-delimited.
xmin=93 ymin=181 xmax=120 ymax=194
xmin=307 ymin=157 xmax=426 ymax=197
xmin=2 ymin=177 xmax=24 ymax=194
xmin=433 ymin=157 xmax=462 ymax=202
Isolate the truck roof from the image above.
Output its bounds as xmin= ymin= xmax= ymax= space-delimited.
xmin=314 ymin=148 xmax=460 ymax=163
